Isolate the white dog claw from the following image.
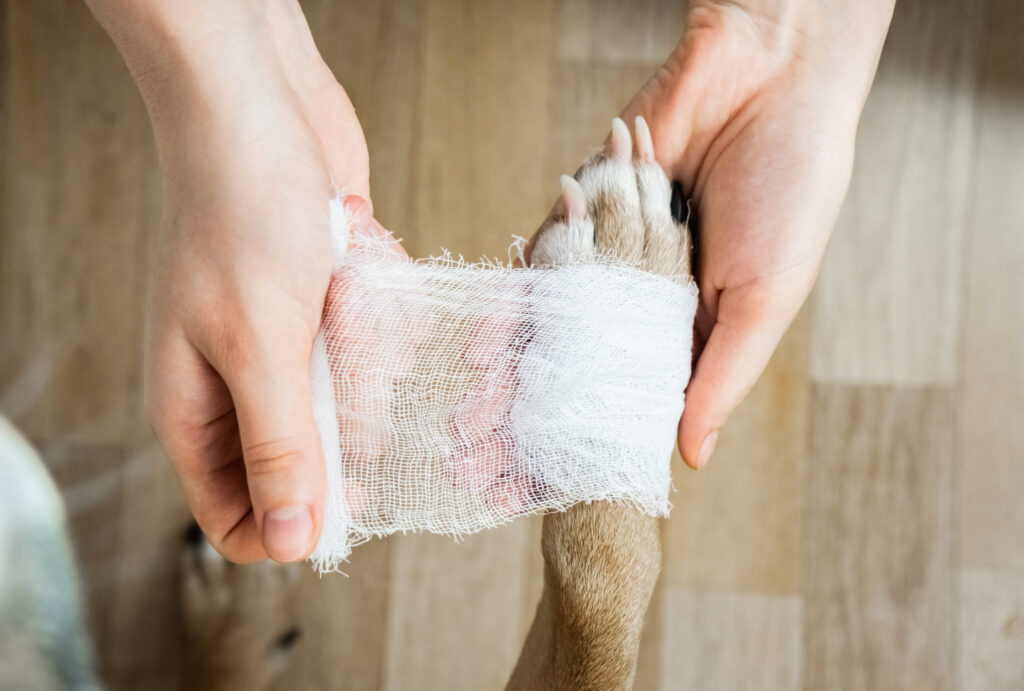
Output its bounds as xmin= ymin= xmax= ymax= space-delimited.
xmin=634 ymin=116 xmax=655 ymax=163
xmin=560 ymin=175 xmax=588 ymax=219
xmin=609 ymin=117 xmax=632 ymax=161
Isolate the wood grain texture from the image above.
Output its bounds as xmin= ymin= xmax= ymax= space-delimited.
xmin=1 ymin=1 xmax=177 ymax=688
xmin=958 ymin=569 xmax=1024 ymax=691
xmin=957 ymin=0 xmax=1024 ymax=577
xmin=802 ymin=385 xmax=955 ymax=691
xmin=554 ymin=0 xmax=685 ymax=64
xmin=305 ymin=0 xmax=425 ymax=235
xmin=661 ymin=587 xmax=803 ymax=691
xmin=810 ymin=0 xmax=985 ymax=385
xmin=383 ymin=527 xmax=534 ymax=691
xmin=283 ymin=539 xmax=392 ymax=691
xmin=0 ymin=0 xmax=158 ymax=440
xmin=407 ymin=0 xmax=556 ymax=260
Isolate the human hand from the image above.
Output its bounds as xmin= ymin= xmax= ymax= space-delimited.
xmin=619 ymin=0 xmax=894 ymax=468
xmin=87 ymin=0 xmax=378 ymax=561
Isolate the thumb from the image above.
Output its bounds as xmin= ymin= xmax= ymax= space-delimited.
xmin=678 ymin=308 xmax=790 ymax=470
xmin=226 ymin=345 xmax=326 ymax=562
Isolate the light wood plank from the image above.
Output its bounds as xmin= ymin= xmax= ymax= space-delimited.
xmin=286 ymin=539 xmax=392 ymax=691
xmin=957 ymin=0 xmax=1024 ymax=577
xmin=2 ymin=2 xmax=177 ymax=688
xmin=958 ymin=568 xmax=1024 ymax=691
xmin=541 ymin=62 xmax=655 ymax=188
xmin=304 ymin=0 xmax=425 ymax=234
xmin=810 ymin=0 xmax=985 ymax=385
xmin=102 ymin=452 xmax=187 ymax=691
xmin=554 ymin=0 xmax=684 ymax=65
xmin=802 ymin=384 xmax=955 ymax=691
xmin=408 ymin=0 xmax=556 ymax=260
xmin=515 ymin=516 xmax=545 ymax=638
xmin=383 ymin=527 xmax=534 ymax=691
xmin=1 ymin=0 xmax=158 ymax=440
xmin=660 ymin=587 xmax=803 ymax=691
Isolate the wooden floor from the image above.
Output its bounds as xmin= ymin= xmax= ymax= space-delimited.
xmin=2 ymin=0 xmax=1023 ymax=689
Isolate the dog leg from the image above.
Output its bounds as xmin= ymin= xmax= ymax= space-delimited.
xmin=508 ymin=117 xmax=692 ymax=690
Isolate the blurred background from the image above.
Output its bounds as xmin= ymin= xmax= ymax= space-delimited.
xmin=1 ymin=0 xmax=1022 ymax=689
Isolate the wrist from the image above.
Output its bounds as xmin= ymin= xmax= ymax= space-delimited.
xmin=682 ymin=0 xmax=894 ymax=98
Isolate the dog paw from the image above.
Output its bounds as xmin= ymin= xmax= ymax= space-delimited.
xmin=529 ymin=116 xmax=691 ymax=278
xmin=181 ymin=523 xmax=303 ymax=691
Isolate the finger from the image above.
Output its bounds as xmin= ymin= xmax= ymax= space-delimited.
xmin=462 ymin=310 xmax=519 ymax=369
xmin=145 ymin=326 xmax=272 ymax=562
xmin=449 ymin=436 xmax=514 ymax=491
xmin=452 ymin=368 xmax=516 ymax=440
xmin=487 ymin=475 xmax=527 ymax=517
xmin=316 ymin=89 xmax=372 ymax=203
xmin=344 ymin=195 xmax=407 ymax=258
xmin=224 ymin=346 xmax=327 ymax=562
xmin=678 ymin=310 xmax=789 ymax=470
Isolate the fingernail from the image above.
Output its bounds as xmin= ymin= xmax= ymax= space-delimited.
xmin=697 ymin=431 xmax=718 ymax=469
xmin=343 ymin=197 xmax=372 ymax=235
xmin=264 ymin=504 xmax=313 ymax=562
xmin=343 ymin=194 xmax=369 ymax=218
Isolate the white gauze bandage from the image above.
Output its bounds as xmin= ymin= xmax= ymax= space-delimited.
xmin=309 ymin=200 xmax=698 ymax=572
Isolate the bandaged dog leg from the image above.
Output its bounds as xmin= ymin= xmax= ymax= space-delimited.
xmin=309 ymin=190 xmax=697 ymax=573
xmin=508 ymin=116 xmax=692 ymax=691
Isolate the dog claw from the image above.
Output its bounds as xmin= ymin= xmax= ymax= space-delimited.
xmin=560 ymin=175 xmax=588 ymax=219
xmin=609 ymin=117 xmax=632 ymax=161
xmin=634 ymin=116 xmax=655 ymax=163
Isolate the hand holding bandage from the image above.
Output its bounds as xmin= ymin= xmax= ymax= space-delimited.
xmin=310 ymin=199 xmax=697 ymax=572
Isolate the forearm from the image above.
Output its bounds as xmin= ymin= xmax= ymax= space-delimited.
xmin=85 ymin=2 xmax=263 ymax=102
xmin=85 ymin=0 xmax=345 ymax=203
xmin=84 ymin=1 xmax=331 ymax=147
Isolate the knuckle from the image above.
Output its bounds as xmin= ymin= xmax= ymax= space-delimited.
xmin=243 ymin=439 xmax=307 ymax=477
xmin=199 ymin=315 xmax=259 ymax=376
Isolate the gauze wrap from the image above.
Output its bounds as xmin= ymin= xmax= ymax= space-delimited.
xmin=309 ymin=200 xmax=698 ymax=572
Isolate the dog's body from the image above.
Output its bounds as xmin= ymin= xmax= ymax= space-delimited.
xmin=0 ymin=417 xmax=100 ymax=691
xmin=0 ymin=419 xmax=298 ymax=691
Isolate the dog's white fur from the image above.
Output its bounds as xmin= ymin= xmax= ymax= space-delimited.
xmin=0 ymin=416 xmax=100 ymax=691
